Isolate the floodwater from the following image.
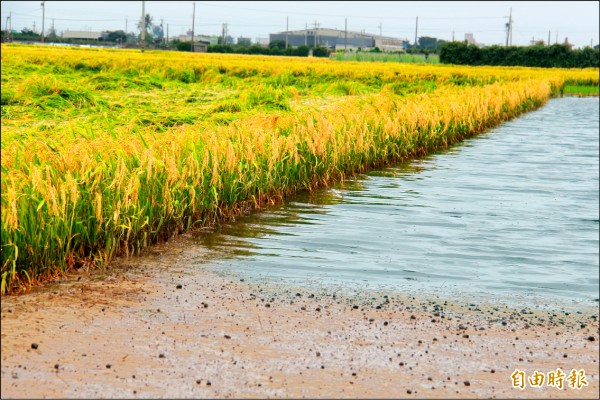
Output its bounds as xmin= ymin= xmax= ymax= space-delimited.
xmin=191 ymin=97 xmax=599 ymax=309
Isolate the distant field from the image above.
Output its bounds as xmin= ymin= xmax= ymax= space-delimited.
xmin=562 ymin=84 xmax=600 ymax=96
xmin=332 ymin=51 xmax=440 ymax=64
xmin=1 ymin=44 xmax=598 ymax=294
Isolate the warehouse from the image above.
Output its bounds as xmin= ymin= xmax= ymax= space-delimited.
xmin=269 ymin=27 xmax=409 ymax=51
xmin=62 ymin=30 xmax=102 ymax=40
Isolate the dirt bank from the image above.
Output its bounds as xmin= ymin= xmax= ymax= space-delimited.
xmin=1 ymin=238 xmax=598 ymax=399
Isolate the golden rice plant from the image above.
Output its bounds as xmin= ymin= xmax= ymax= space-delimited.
xmin=1 ymin=44 xmax=597 ymax=294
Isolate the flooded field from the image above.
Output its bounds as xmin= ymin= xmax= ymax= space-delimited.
xmin=193 ymin=97 xmax=600 ymax=310
xmin=1 ymin=97 xmax=598 ymax=398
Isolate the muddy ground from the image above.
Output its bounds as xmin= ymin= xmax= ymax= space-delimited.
xmin=1 ymin=237 xmax=598 ymax=399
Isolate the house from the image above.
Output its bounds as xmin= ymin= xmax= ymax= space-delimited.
xmin=192 ymin=41 xmax=209 ymax=52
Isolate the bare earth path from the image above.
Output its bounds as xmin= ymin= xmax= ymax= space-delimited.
xmin=1 ymin=237 xmax=598 ymax=399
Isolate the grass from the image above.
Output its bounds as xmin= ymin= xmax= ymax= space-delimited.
xmin=1 ymin=44 xmax=598 ymax=295
xmin=561 ymin=85 xmax=599 ymax=96
xmin=332 ymin=51 xmax=440 ymax=64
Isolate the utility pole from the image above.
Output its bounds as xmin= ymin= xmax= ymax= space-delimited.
xmin=126 ymin=17 xmax=128 ymax=33
xmin=548 ymin=30 xmax=550 ymax=46
xmin=345 ymin=18 xmax=347 ymax=50
xmin=141 ymin=0 xmax=145 ymax=52
xmin=191 ymin=1 xmax=195 ymax=52
xmin=505 ymin=12 xmax=509 ymax=46
xmin=4 ymin=13 xmax=10 ymax=43
xmin=505 ymin=8 xmax=512 ymax=46
xmin=285 ymin=16 xmax=289 ymax=49
xmin=222 ymin=23 xmax=225 ymax=45
xmin=555 ymin=32 xmax=558 ymax=44
xmin=167 ymin=24 xmax=169 ymax=45
xmin=41 ymin=1 xmax=45 ymax=43
xmin=313 ymin=21 xmax=318 ymax=48
xmin=452 ymin=29 xmax=455 ymax=41
xmin=509 ymin=8 xmax=513 ymax=46
xmin=361 ymin=29 xmax=365 ymax=49
xmin=414 ymin=16 xmax=418 ymax=47
xmin=305 ymin=23 xmax=307 ymax=46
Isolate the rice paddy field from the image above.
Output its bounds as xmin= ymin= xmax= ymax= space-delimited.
xmin=332 ymin=51 xmax=441 ymax=64
xmin=1 ymin=44 xmax=598 ymax=295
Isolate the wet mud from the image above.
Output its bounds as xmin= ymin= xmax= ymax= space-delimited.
xmin=1 ymin=238 xmax=598 ymax=398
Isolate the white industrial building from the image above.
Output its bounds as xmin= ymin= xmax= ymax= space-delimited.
xmin=270 ymin=27 xmax=409 ymax=52
xmin=62 ymin=30 xmax=102 ymax=40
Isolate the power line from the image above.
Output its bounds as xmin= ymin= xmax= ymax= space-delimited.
xmin=7 ymin=8 xmax=504 ymax=24
xmin=10 ymin=12 xmax=122 ymax=22
xmin=196 ymin=2 xmax=505 ymax=21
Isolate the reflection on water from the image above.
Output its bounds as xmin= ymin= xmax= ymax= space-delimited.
xmin=191 ymin=97 xmax=600 ymax=307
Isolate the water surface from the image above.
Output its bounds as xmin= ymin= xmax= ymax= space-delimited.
xmin=192 ymin=97 xmax=600 ymax=308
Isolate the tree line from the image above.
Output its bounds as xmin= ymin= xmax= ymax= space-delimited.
xmin=439 ymin=42 xmax=599 ymax=68
xmin=202 ymin=40 xmax=330 ymax=58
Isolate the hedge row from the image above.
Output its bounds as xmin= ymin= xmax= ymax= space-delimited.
xmin=439 ymin=42 xmax=599 ymax=68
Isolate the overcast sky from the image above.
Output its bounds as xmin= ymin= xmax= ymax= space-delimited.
xmin=1 ymin=1 xmax=598 ymax=48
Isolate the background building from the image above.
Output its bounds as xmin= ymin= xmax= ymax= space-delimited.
xmin=270 ymin=27 xmax=409 ymax=51
xmin=255 ymin=37 xmax=269 ymax=47
xmin=177 ymin=31 xmax=218 ymax=45
xmin=63 ymin=30 xmax=102 ymax=40
xmin=465 ymin=33 xmax=476 ymax=45
xmin=373 ymin=36 xmax=407 ymax=52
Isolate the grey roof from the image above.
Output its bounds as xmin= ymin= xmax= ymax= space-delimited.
xmin=63 ymin=30 xmax=102 ymax=39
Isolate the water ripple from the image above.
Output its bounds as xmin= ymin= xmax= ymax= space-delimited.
xmin=193 ymin=97 xmax=599 ymax=308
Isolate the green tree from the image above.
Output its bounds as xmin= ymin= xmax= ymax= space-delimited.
xmin=237 ymin=37 xmax=251 ymax=47
xmin=176 ymin=41 xmax=191 ymax=52
xmin=47 ymin=25 xmax=58 ymax=42
xmin=104 ymin=30 xmax=127 ymax=43
xmin=295 ymin=45 xmax=309 ymax=57
xmin=137 ymin=13 xmax=153 ymax=44
xmin=151 ymin=24 xmax=164 ymax=44
xmin=269 ymin=39 xmax=286 ymax=50
xmin=247 ymin=45 xmax=267 ymax=55
xmin=418 ymin=36 xmax=445 ymax=50
xmin=313 ymin=46 xmax=330 ymax=57
xmin=439 ymin=41 xmax=598 ymax=68
xmin=13 ymin=28 xmax=40 ymax=41
xmin=208 ymin=44 xmax=234 ymax=53
xmin=137 ymin=14 xmax=153 ymax=32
